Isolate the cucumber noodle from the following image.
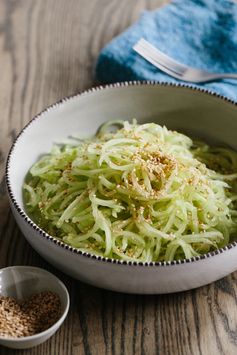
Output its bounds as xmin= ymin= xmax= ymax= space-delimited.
xmin=23 ymin=120 xmax=237 ymax=262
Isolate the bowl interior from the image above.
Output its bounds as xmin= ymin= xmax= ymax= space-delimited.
xmin=0 ymin=266 xmax=69 ymax=313
xmin=7 ymin=83 xmax=237 ymax=218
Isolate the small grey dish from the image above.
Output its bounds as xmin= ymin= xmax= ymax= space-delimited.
xmin=0 ymin=266 xmax=70 ymax=349
xmin=5 ymin=81 xmax=237 ymax=294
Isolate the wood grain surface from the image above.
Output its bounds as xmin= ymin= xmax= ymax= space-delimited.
xmin=0 ymin=0 xmax=237 ymax=354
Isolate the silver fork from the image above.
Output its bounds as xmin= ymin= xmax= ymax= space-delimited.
xmin=133 ymin=38 xmax=237 ymax=83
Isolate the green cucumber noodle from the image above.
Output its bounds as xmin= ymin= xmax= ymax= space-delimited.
xmin=23 ymin=120 xmax=237 ymax=262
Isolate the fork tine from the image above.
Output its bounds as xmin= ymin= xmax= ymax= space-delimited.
xmin=133 ymin=44 xmax=183 ymax=79
xmin=137 ymin=39 xmax=187 ymax=73
xmin=133 ymin=43 xmax=183 ymax=77
xmin=134 ymin=38 xmax=187 ymax=74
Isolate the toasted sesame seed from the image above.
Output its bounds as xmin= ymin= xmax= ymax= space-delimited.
xmin=0 ymin=291 xmax=61 ymax=338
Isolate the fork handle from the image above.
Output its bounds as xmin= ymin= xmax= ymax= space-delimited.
xmin=204 ymin=73 xmax=237 ymax=82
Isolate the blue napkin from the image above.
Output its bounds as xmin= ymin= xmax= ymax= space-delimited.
xmin=96 ymin=0 xmax=237 ymax=101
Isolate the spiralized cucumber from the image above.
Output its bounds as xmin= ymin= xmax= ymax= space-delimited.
xmin=23 ymin=120 xmax=237 ymax=262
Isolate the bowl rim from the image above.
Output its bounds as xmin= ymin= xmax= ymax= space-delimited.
xmin=0 ymin=266 xmax=70 ymax=342
xmin=5 ymin=80 xmax=237 ymax=268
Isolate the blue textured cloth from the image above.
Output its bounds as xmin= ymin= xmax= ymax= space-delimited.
xmin=96 ymin=0 xmax=237 ymax=101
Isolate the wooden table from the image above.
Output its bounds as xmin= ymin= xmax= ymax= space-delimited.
xmin=0 ymin=0 xmax=237 ymax=354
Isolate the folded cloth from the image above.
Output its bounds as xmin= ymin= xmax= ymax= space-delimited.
xmin=96 ymin=0 xmax=237 ymax=101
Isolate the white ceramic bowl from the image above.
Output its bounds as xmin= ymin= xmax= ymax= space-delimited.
xmin=6 ymin=82 xmax=237 ymax=294
xmin=0 ymin=266 xmax=70 ymax=349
